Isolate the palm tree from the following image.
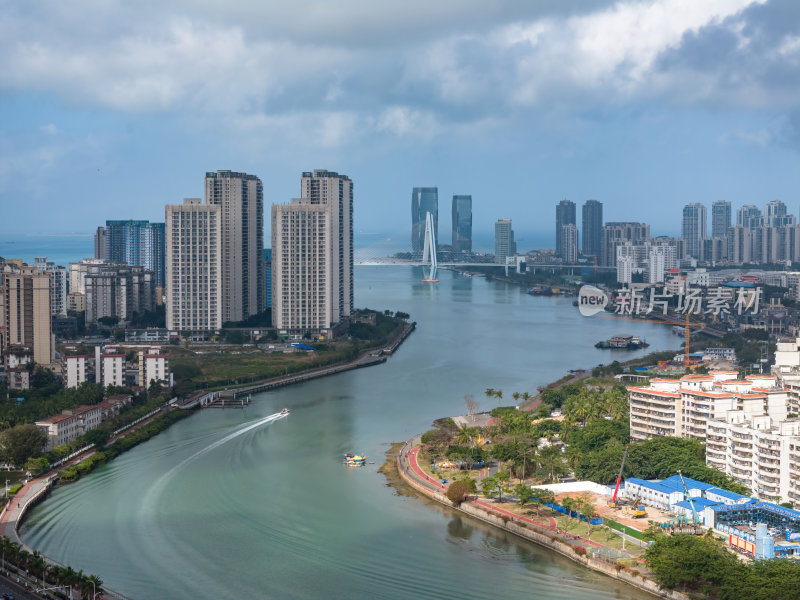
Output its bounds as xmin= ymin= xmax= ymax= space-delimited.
xmin=484 ymin=388 xmax=495 ymax=400
xmin=512 ymin=391 xmax=521 ymax=406
xmin=494 ymin=389 xmax=503 ymax=406
xmin=519 ymin=443 xmax=537 ymax=482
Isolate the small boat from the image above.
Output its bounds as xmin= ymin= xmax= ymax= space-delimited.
xmin=280 ymin=407 xmax=290 ymax=416
xmin=344 ymin=453 xmax=367 ymax=466
xmin=595 ymin=334 xmax=649 ymax=350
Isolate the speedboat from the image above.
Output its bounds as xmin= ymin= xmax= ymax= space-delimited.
xmin=281 ymin=407 xmax=289 ymax=416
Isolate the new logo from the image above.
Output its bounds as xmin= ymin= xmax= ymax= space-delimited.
xmin=578 ymin=285 xmax=608 ymax=317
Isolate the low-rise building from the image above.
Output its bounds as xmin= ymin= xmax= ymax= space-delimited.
xmin=35 ymin=405 xmax=103 ymax=451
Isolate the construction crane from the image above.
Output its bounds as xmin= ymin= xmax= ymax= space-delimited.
xmin=607 ymin=445 xmax=629 ymax=508
xmin=684 ymin=314 xmax=691 ymax=368
xmin=677 ymin=470 xmax=701 ymax=526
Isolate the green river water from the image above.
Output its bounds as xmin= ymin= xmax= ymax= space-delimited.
xmin=21 ymin=267 xmax=680 ymax=599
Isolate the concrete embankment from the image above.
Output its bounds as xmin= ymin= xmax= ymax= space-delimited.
xmin=225 ymin=321 xmax=416 ymax=399
xmin=394 ymin=439 xmax=690 ymax=600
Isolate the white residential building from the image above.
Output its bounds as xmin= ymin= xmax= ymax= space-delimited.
xmin=64 ymin=354 xmax=88 ymax=389
xmin=706 ymin=414 xmax=800 ymax=504
xmin=272 ymin=170 xmax=353 ymax=334
xmin=35 ymin=405 xmax=103 ymax=451
xmin=95 ymin=345 xmax=125 ymax=388
xmin=139 ymin=347 xmax=170 ymax=388
xmin=629 ymin=372 xmax=786 ymax=442
xmin=165 ymin=199 xmax=222 ymax=331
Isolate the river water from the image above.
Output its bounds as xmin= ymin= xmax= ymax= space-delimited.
xmin=21 ymin=266 xmax=679 ymax=600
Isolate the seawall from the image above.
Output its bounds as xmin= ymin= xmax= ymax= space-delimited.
xmin=395 ymin=439 xmax=690 ymax=600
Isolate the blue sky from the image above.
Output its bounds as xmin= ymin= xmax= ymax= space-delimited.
xmin=1 ymin=0 xmax=799 ymax=250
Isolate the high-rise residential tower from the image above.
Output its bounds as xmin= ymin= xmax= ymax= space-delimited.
xmin=600 ymin=222 xmax=650 ymax=267
xmin=94 ymin=226 xmax=106 ymax=260
xmin=711 ymin=201 xmax=732 ymax=238
xmin=737 ymin=205 xmax=763 ymax=228
xmin=205 ymin=170 xmax=265 ymax=323
xmin=555 ymin=199 xmax=576 ymax=258
xmin=581 ymin=199 xmax=603 ymax=258
xmin=272 ymin=170 xmax=353 ymax=334
xmin=165 ymin=199 xmax=222 ymax=330
xmin=764 ymin=200 xmax=795 ymax=227
xmin=1 ymin=265 xmax=53 ymax=367
xmin=451 ymin=195 xmax=472 ymax=253
xmin=411 ymin=188 xmax=438 ymax=253
xmin=682 ymin=203 xmax=707 ymax=260
xmin=105 ymin=220 xmax=166 ymax=287
xmin=494 ymin=219 xmax=516 ymax=264
xmin=560 ymin=223 xmax=579 ymax=263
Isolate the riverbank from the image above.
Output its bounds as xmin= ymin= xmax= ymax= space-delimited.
xmin=393 ymin=438 xmax=689 ymax=600
xmin=221 ymin=321 xmax=416 ymax=399
xmin=1 ymin=318 xmax=417 ymax=599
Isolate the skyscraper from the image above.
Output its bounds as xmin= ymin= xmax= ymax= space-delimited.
xmin=581 ymin=199 xmax=603 ymax=257
xmin=600 ymin=222 xmax=650 ymax=267
xmin=264 ymin=248 xmax=272 ymax=309
xmin=272 ymin=170 xmax=353 ymax=333
xmin=411 ymin=188 xmax=438 ymax=253
xmin=494 ymin=219 xmax=516 ymax=264
xmin=555 ymin=199 xmax=576 ymax=258
xmin=711 ymin=201 xmax=731 ymax=238
xmin=205 ymin=170 xmax=265 ymax=322
xmin=764 ymin=200 xmax=795 ymax=227
xmin=682 ymin=203 xmax=707 ymax=260
xmin=451 ymin=195 xmax=472 ymax=253
xmin=105 ymin=220 xmax=166 ymax=287
xmin=737 ymin=205 xmax=763 ymax=228
xmin=165 ymin=199 xmax=221 ymax=331
xmin=94 ymin=226 xmax=106 ymax=260
xmin=560 ymin=223 xmax=578 ymax=263
xmin=1 ymin=265 xmax=53 ymax=367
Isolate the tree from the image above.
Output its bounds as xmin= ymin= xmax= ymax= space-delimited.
xmin=514 ymin=484 xmax=534 ymax=506
xmin=495 ymin=471 xmax=510 ymax=502
xmin=465 ymin=394 xmax=479 ymax=422
xmin=446 ymin=479 xmax=475 ymax=506
xmin=24 ymin=456 xmax=50 ymax=476
xmin=0 ymin=424 xmax=47 ymax=467
xmin=537 ymin=445 xmax=568 ymax=482
xmin=579 ymin=495 xmax=597 ymax=534
xmin=494 ymin=389 xmax=504 ymax=406
xmin=645 ymin=534 xmax=741 ymax=595
xmin=97 ymin=315 xmax=119 ymax=327
xmin=531 ymin=488 xmax=555 ymax=515
xmin=481 ymin=475 xmax=500 ymax=501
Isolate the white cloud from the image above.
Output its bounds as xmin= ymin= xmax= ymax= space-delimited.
xmin=0 ymin=0 xmax=790 ymax=152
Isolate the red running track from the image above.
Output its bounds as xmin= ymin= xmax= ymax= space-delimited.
xmin=406 ymin=445 xmax=603 ymax=548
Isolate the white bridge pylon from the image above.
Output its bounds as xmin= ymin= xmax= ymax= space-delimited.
xmin=420 ymin=211 xmax=438 ymax=282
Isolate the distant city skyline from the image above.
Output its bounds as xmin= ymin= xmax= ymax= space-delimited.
xmin=1 ymin=2 xmax=798 ymax=242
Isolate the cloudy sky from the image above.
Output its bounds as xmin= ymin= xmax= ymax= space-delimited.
xmin=1 ymin=0 xmax=799 ymax=249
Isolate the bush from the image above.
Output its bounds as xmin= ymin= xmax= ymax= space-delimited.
xmin=446 ymin=479 xmax=474 ymax=505
xmin=573 ymin=546 xmax=587 ymax=556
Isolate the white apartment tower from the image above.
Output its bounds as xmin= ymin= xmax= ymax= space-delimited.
xmin=272 ymin=170 xmax=353 ymax=333
xmin=64 ymin=354 xmax=88 ymax=389
xmin=205 ymin=170 xmax=265 ymax=322
xmin=165 ymin=199 xmax=222 ymax=330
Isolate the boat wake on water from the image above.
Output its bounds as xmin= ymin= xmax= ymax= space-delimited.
xmin=142 ymin=410 xmax=289 ymax=511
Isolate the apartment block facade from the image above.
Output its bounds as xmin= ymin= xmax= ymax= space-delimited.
xmin=272 ymin=170 xmax=353 ymax=334
xmin=205 ymin=170 xmax=265 ymax=322
xmin=165 ymin=199 xmax=222 ymax=330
